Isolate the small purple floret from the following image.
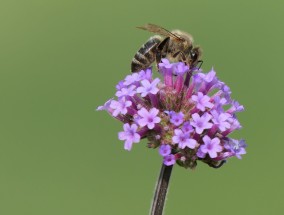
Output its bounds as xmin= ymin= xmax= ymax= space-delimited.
xmin=170 ymin=111 xmax=184 ymax=126
xmin=173 ymin=62 xmax=189 ymax=75
xmin=211 ymin=110 xmax=231 ymax=132
xmin=196 ymin=149 xmax=206 ymax=158
xmin=182 ymin=121 xmax=194 ymax=133
xmin=137 ymin=107 xmax=161 ymax=129
xmin=224 ymin=138 xmax=247 ymax=159
xmin=136 ymin=78 xmax=160 ymax=97
xmin=172 ymin=129 xmax=197 ymax=149
xmin=118 ymin=123 xmax=141 ymax=151
xmin=97 ymin=99 xmax=112 ymax=111
xmin=200 ymin=135 xmax=222 ymax=158
xmin=138 ymin=68 xmax=152 ymax=81
xmin=110 ymin=97 xmax=132 ymax=117
xmin=163 ymin=154 xmax=176 ymax=166
xmin=191 ymin=92 xmax=214 ymax=111
xmin=115 ymin=85 xmax=136 ymax=98
xmin=159 ymin=145 xmax=171 ymax=157
xmin=158 ymin=58 xmax=173 ymax=72
xmin=123 ymin=73 xmax=141 ymax=86
xmin=190 ymin=113 xmax=213 ymax=134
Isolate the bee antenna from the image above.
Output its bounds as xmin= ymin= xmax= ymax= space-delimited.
xmin=136 ymin=26 xmax=147 ymax=30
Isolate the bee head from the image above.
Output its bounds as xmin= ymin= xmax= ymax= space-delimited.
xmin=190 ymin=47 xmax=202 ymax=66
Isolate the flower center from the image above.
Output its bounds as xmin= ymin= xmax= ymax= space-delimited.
xmin=128 ymin=130 xmax=135 ymax=136
xmin=207 ymin=143 xmax=213 ymax=150
xmin=197 ymin=121 xmax=203 ymax=128
xmin=180 ymin=135 xmax=186 ymax=142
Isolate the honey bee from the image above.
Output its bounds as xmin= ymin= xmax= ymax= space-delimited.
xmin=131 ymin=23 xmax=202 ymax=73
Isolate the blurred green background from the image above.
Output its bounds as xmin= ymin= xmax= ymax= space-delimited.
xmin=0 ymin=0 xmax=283 ymax=214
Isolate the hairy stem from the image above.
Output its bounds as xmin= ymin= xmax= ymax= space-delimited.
xmin=150 ymin=164 xmax=173 ymax=215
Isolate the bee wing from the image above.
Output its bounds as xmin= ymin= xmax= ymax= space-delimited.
xmin=137 ymin=23 xmax=184 ymax=41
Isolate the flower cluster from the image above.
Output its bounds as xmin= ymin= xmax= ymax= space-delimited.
xmin=97 ymin=59 xmax=247 ymax=169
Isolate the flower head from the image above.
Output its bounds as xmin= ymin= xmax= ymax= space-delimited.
xmin=98 ymin=59 xmax=246 ymax=169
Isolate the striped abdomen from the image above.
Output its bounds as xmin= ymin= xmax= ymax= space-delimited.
xmin=131 ymin=36 xmax=162 ymax=72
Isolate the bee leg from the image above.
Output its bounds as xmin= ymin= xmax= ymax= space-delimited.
xmin=173 ymin=51 xmax=180 ymax=58
xmin=208 ymin=160 xmax=227 ymax=169
xmin=156 ymin=37 xmax=170 ymax=66
xmin=179 ymin=51 xmax=188 ymax=64
xmin=197 ymin=60 xmax=203 ymax=70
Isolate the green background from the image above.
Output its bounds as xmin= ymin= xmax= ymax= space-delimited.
xmin=0 ymin=0 xmax=283 ymax=214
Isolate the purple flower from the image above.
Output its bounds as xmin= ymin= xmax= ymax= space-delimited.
xmin=221 ymin=117 xmax=242 ymax=136
xmin=123 ymin=73 xmax=141 ymax=86
xmin=118 ymin=123 xmax=141 ymax=151
xmin=116 ymin=81 xmax=125 ymax=91
xmin=193 ymin=72 xmax=204 ymax=85
xmin=182 ymin=121 xmax=194 ymax=133
xmin=159 ymin=59 xmax=175 ymax=87
xmin=200 ymin=135 xmax=222 ymax=158
xmin=212 ymin=96 xmax=227 ymax=112
xmin=211 ymin=110 xmax=231 ymax=132
xmin=195 ymin=68 xmax=219 ymax=93
xmin=115 ymin=85 xmax=136 ymax=98
xmin=136 ymin=78 xmax=160 ymax=97
xmin=137 ymin=108 xmax=161 ymax=129
xmin=158 ymin=58 xmax=173 ymax=72
xmin=227 ymin=100 xmax=244 ymax=114
xmin=228 ymin=117 xmax=242 ymax=130
xmin=201 ymin=68 xmax=218 ymax=88
xmin=203 ymin=68 xmax=217 ymax=83
xmin=190 ymin=113 xmax=213 ymax=134
xmin=163 ymin=154 xmax=176 ymax=166
xmin=138 ymin=68 xmax=152 ymax=81
xmin=224 ymin=138 xmax=247 ymax=159
xmin=173 ymin=62 xmax=189 ymax=75
xmin=170 ymin=111 xmax=184 ymax=126
xmin=110 ymin=97 xmax=132 ymax=117
xmin=196 ymin=148 xmax=206 ymax=158
xmin=159 ymin=145 xmax=171 ymax=156
xmin=172 ymin=129 xmax=197 ymax=149
xmin=191 ymin=92 xmax=214 ymax=111
xmin=97 ymin=99 xmax=113 ymax=111
xmin=219 ymin=83 xmax=232 ymax=102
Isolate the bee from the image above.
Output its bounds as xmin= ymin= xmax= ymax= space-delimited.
xmin=131 ymin=23 xmax=202 ymax=73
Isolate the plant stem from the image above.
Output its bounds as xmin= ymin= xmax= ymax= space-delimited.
xmin=150 ymin=163 xmax=173 ymax=215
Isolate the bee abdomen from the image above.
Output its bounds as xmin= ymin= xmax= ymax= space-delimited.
xmin=131 ymin=36 xmax=162 ymax=72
